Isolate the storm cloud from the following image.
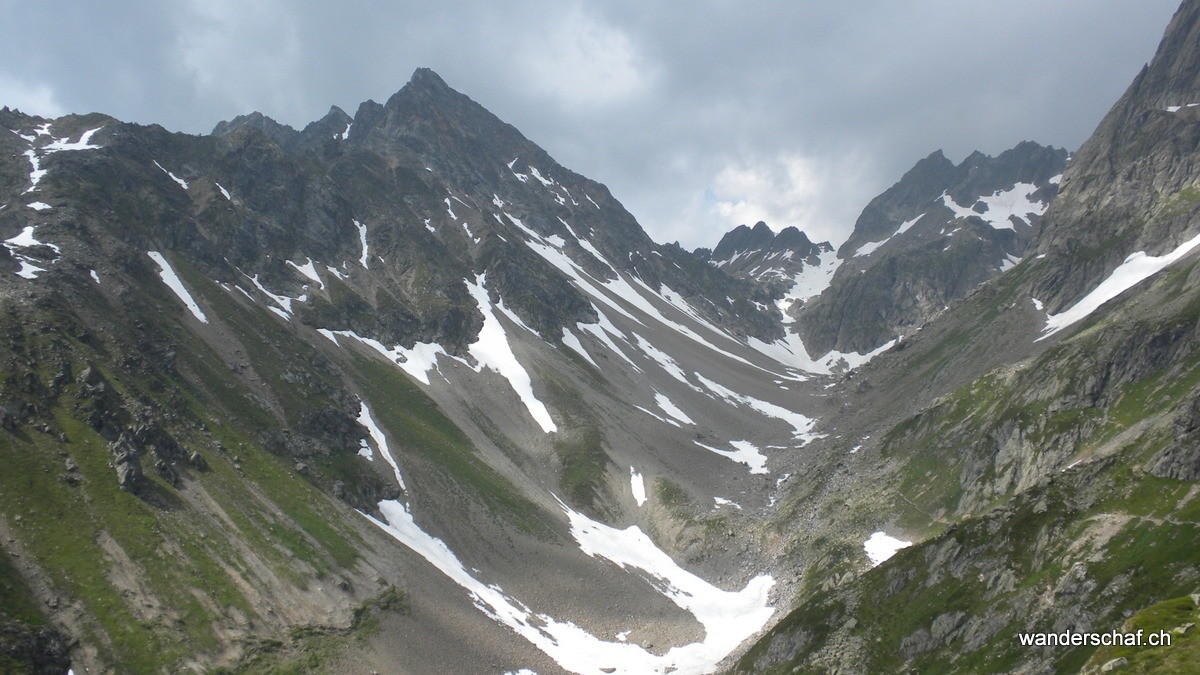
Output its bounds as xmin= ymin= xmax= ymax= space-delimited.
xmin=1 ymin=0 xmax=1180 ymax=248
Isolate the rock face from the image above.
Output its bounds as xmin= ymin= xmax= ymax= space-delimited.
xmin=1150 ymin=393 xmax=1200 ymax=480
xmin=796 ymin=142 xmax=1067 ymax=354
xmin=1028 ymin=0 xmax=1200 ymax=312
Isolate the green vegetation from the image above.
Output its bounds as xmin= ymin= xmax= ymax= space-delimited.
xmin=1083 ymin=596 xmax=1200 ymax=673
xmin=536 ymin=367 xmax=612 ymax=515
xmin=0 ymin=276 xmax=390 ymax=670
xmin=654 ymin=476 xmax=693 ymax=520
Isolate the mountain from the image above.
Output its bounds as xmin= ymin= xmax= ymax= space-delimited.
xmin=3 ymin=3 xmax=1200 ymax=673
xmin=0 ymin=68 xmax=815 ymax=673
xmin=735 ymin=1 xmax=1200 ymax=671
xmin=795 ymin=141 xmax=1067 ymax=355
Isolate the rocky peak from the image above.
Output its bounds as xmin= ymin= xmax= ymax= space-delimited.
xmin=211 ymin=111 xmax=298 ymax=146
xmin=300 ymin=105 xmax=353 ymax=138
xmin=795 ymin=141 xmax=1067 ymax=355
xmin=703 ymin=222 xmax=826 ymax=265
xmin=839 ymin=149 xmax=959 ymax=256
xmin=694 ymin=221 xmax=834 ymax=297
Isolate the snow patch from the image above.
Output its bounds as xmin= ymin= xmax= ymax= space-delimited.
xmin=323 ymin=329 xmax=448 ymax=386
xmin=694 ymin=439 xmax=769 ymax=474
xmin=528 ymin=166 xmax=554 ymax=186
xmin=363 ymin=497 xmax=775 ymax=675
xmin=776 ymin=248 xmax=841 ymax=323
xmin=578 ymin=313 xmax=642 ymax=372
xmin=44 ymin=127 xmax=102 ymax=152
xmin=26 ymin=201 xmax=50 ymax=211
xmin=147 ymin=251 xmax=208 ymax=323
xmin=864 ymin=532 xmax=912 ymax=567
xmin=694 ymin=373 xmax=816 ymax=440
xmin=631 ymin=333 xmax=692 ymax=386
xmin=5 ymin=225 xmax=59 ymax=253
xmin=563 ymin=502 xmax=776 ymax=673
xmin=850 ymin=214 xmax=922 ymax=257
xmin=560 ymin=327 xmax=599 ymax=367
xmin=244 ymin=273 xmax=305 ymax=315
xmin=747 ymin=330 xmax=894 ymax=376
xmin=355 ymin=220 xmax=369 ymax=268
xmin=853 ymin=239 xmax=886 ymax=257
xmin=153 ymin=161 xmax=189 ymax=190
xmin=464 ymin=275 xmax=557 ymax=433
xmin=630 ymin=467 xmax=647 ymax=507
xmin=357 ymin=402 xmax=405 ymax=490
xmin=942 ymin=183 xmax=1047 ymax=231
xmin=654 ymin=391 xmax=694 ymax=425
xmin=634 ymin=405 xmax=682 ymax=428
xmin=1039 ymin=232 xmax=1200 ymax=340
xmin=286 ymin=258 xmax=324 ymax=289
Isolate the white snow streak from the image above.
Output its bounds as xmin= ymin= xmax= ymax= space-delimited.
xmin=147 ymin=251 xmax=208 ymax=323
xmin=654 ymin=391 xmax=694 ymax=425
xmin=695 ymin=373 xmax=816 ymax=440
xmin=287 ymin=258 xmax=324 ymax=289
xmin=244 ymin=273 xmax=305 ymax=315
xmin=464 ymin=275 xmax=557 ymax=433
xmin=355 ymin=220 xmax=369 ymax=268
xmin=153 ymin=161 xmax=189 ymax=190
xmin=1039 ymin=232 xmax=1200 ymax=340
xmin=357 ymin=402 xmax=405 ymax=490
xmin=561 ymin=327 xmax=599 ymax=367
xmin=694 ymin=439 xmax=769 ymax=474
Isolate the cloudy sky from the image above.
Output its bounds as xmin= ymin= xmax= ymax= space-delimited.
xmin=1 ymin=1 xmax=1181 ymax=248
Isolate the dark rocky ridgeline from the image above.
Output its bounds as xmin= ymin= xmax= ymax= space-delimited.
xmin=694 ymin=221 xmax=834 ymax=296
xmin=796 ymin=141 xmax=1067 ymax=355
